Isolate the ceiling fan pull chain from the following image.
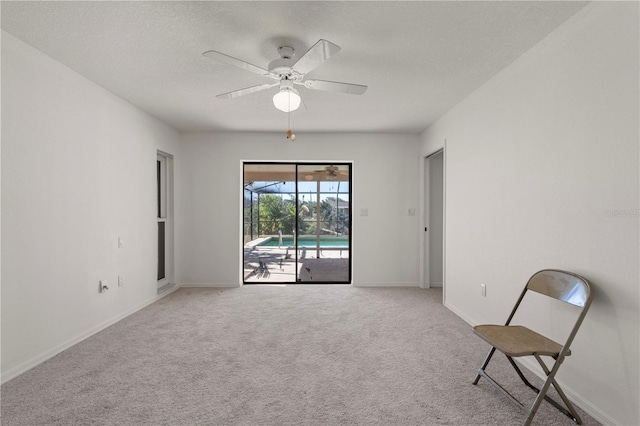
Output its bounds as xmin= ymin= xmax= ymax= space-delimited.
xmin=286 ymin=101 xmax=296 ymax=141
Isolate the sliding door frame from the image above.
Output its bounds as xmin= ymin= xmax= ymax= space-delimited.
xmin=241 ymin=161 xmax=353 ymax=285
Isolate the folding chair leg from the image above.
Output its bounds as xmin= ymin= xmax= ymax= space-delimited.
xmin=524 ymin=374 xmax=556 ymax=426
xmin=533 ymin=355 xmax=582 ymax=424
xmin=507 ymin=356 xmax=538 ymax=390
xmin=473 ymin=348 xmax=525 ymax=408
xmin=506 ymin=356 xmax=577 ymax=422
xmin=549 ymin=378 xmax=581 ymax=423
xmin=475 ymin=350 xmax=582 ymax=426
xmin=473 ymin=347 xmax=496 ymax=385
xmin=523 ymin=356 xmax=582 ymax=426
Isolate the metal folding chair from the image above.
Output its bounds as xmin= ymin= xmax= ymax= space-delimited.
xmin=472 ymin=269 xmax=593 ymax=425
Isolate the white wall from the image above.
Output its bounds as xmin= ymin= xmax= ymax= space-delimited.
xmin=420 ymin=3 xmax=639 ymax=425
xmin=177 ymin=132 xmax=421 ymax=287
xmin=1 ymin=32 xmax=181 ymax=382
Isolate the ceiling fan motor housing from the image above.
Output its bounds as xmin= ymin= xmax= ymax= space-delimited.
xmin=279 ymin=79 xmax=294 ymax=90
xmin=277 ymin=46 xmax=295 ymax=59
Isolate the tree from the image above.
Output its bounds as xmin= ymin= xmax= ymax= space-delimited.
xmin=258 ymin=194 xmax=286 ymax=235
xmin=320 ymin=197 xmax=349 ymax=235
xmin=281 ymin=198 xmax=297 ymax=234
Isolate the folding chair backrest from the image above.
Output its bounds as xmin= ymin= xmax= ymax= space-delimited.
xmin=526 ymin=269 xmax=592 ymax=308
xmin=505 ymin=269 xmax=593 ymax=331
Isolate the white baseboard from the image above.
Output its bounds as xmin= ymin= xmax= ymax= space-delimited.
xmin=353 ymin=282 xmax=421 ymax=287
xmin=1 ymin=284 xmax=181 ymax=384
xmin=180 ymin=282 xmax=241 ymax=288
xmin=444 ymin=300 xmax=477 ymax=326
xmin=181 ymin=282 xmax=421 ymax=288
xmin=444 ymin=301 xmax=620 ymax=426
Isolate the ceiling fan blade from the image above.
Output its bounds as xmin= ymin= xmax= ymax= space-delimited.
xmin=304 ymin=79 xmax=368 ymax=95
xmin=216 ymin=82 xmax=278 ymax=99
xmin=292 ymin=39 xmax=341 ymax=75
xmin=203 ymin=50 xmax=270 ymax=76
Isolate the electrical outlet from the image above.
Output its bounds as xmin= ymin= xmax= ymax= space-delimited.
xmin=118 ymin=276 xmax=124 ymax=287
xmin=481 ymin=284 xmax=486 ymax=297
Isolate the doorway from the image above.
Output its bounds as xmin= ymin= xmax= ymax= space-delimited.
xmin=243 ymin=162 xmax=352 ymax=284
xmin=423 ymin=150 xmax=444 ymax=289
xmin=157 ymin=151 xmax=174 ymax=289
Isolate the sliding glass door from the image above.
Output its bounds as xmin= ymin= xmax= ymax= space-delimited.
xmin=295 ymin=164 xmax=350 ymax=283
xmin=243 ymin=162 xmax=351 ymax=284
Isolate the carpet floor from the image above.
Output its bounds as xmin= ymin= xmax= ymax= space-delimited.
xmin=1 ymin=286 xmax=601 ymax=425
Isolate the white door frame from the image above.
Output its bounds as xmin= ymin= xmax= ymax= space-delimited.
xmin=420 ymin=148 xmax=445 ymax=297
xmin=422 ymin=155 xmax=431 ymax=289
xmin=239 ymin=160 xmax=354 ymax=285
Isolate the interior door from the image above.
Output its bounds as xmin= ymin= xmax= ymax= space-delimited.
xmin=424 ymin=151 xmax=444 ymax=289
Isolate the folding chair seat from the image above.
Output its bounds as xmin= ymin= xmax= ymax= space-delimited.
xmin=472 ymin=269 xmax=593 ymax=426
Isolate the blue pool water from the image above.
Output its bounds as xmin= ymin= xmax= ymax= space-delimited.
xmin=257 ymin=236 xmax=349 ymax=248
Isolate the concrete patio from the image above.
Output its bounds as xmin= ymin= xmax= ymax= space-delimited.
xmin=243 ymin=244 xmax=350 ymax=283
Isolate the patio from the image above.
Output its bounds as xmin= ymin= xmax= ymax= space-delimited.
xmin=243 ymin=243 xmax=349 ymax=283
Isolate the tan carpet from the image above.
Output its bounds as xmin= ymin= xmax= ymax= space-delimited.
xmin=1 ymin=286 xmax=601 ymax=425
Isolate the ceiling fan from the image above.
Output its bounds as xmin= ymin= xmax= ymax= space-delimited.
xmin=314 ymin=165 xmax=348 ymax=180
xmin=203 ymin=39 xmax=367 ymax=112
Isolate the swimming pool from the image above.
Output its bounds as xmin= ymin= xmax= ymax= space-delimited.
xmin=257 ymin=236 xmax=349 ymax=248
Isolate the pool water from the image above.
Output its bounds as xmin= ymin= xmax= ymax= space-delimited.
xmin=257 ymin=236 xmax=349 ymax=248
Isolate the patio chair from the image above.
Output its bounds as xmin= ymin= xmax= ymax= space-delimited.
xmin=472 ymin=269 xmax=593 ymax=425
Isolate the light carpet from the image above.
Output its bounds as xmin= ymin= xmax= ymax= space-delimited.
xmin=1 ymin=286 xmax=601 ymax=425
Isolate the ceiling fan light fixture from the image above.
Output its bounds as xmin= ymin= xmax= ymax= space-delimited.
xmin=273 ymin=87 xmax=301 ymax=112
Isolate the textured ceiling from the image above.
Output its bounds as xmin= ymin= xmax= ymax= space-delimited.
xmin=1 ymin=1 xmax=588 ymax=134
